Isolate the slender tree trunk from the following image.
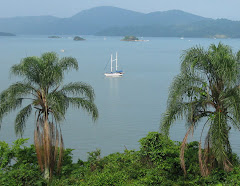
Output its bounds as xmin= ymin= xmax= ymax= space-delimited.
xmin=43 ymin=119 xmax=51 ymax=180
xmin=44 ymin=167 xmax=50 ymax=180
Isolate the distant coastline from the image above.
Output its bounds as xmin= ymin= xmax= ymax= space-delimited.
xmin=0 ymin=32 xmax=15 ymax=36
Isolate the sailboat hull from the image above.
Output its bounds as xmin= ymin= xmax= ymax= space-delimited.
xmin=104 ymin=72 xmax=123 ymax=77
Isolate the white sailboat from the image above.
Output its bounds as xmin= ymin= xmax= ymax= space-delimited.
xmin=104 ymin=52 xmax=124 ymax=77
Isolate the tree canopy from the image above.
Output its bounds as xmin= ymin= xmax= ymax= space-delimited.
xmin=0 ymin=52 xmax=98 ymax=179
xmin=161 ymin=43 xmax=240 ymax=176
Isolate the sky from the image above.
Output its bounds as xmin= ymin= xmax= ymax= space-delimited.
xmin=0 ymin=0 xmax=239 ymax=20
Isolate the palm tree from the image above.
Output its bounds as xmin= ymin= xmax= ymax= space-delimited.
xmin=0 ymin=52 xmax=98 ymax=179
xmin=160 ymin=43 xmax=240 ymax=176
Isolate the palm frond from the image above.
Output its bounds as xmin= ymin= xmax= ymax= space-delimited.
xmin=11 ymin=56 xmax=42 ymax=84
xmin=67 ymin=97 xmax=98 ymax=121
xmin=47 ymin=91 xmax=68 ymax=122
xmin=15 ymin=104 xmax=32 ymax=136
xmin=0 ymin=98 xmax=23 ymax=124
xmin=59 ymin=57 xmax=78 ymax=72
xmin=160 ymin=101 xmax=188 ymax=135
xmin=180 ymin=126 xmax=194 ymax=176
xmin=60 ymin=82 xmax=95 ymax=101
xmin=208 ymin=112 xmax=232 ymax=170
xmin=0 ymin=82 xmax=35 ymax=102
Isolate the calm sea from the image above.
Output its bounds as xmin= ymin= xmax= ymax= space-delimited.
xmin=0 ymin=35 xmax=240 ymax=161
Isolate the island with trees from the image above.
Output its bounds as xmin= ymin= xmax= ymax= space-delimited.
xmin=73 ymin=36 xmax=85 ymax=41
xmin=48 ymin=36 xmax=61 ymax=38
xmin=121 ymin=35 xmax=140 ymax=41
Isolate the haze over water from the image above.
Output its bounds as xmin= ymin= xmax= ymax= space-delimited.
xmin=0 ymin=35 xmax=240 ymax=161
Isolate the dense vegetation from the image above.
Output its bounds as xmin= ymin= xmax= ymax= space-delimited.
xmin=73 ymin=36 xmax=85 ymax=41
xmin=121 ymin=36 xmax=139 ymax=41
xmin=48 ymin=36 xmax=61 ymax=38
xmin=0 ymin=133 xmax=240 ymax=185
xmin=96 ymin=19 xmax=240 ymax=38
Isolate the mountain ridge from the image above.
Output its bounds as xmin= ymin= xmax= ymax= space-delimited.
xmin=0 ymin=6 xmax=238 ymax=37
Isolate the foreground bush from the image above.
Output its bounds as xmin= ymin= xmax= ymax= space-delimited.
xmin=0 ymin=132 xmax=240 ymax=185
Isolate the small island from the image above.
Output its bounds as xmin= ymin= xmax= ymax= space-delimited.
xmin=48 ymin=36 xmax=61 ymax=38
xmin=73 ymin=36 xmax=85 ymax=41
xmin=213 ymin=34 xmax=228 ymax=39
xmin=121 ymin=36 xmax=139 ymax=41
xmin=0 ymin=32 xmax=16 ymax=36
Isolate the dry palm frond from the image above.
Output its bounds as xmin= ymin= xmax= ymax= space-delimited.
xmin=34 ymin=117 xmax=64 ymax=179
xmin=57 ymin=131 xmax=64 ymax=173
xmin=223 ymin=159 xmax=233 ymax=172
xmin=198 ymin=120 xmax=211 ymax=176
xmin=180 ymin=125 xmax=194 ymax=176
xmin=34 ymin=125 xmax=44 ymax=172
xmin=198 ymin=142 xmax=209 ymax=176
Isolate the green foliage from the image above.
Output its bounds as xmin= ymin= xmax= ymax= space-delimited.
xmin=161 ymin=43 xmax=240 ymax=173
xmin=0 ymin=52 xmax=98 ymax=135
xmin=1 ymin=134 xmax=240 ymax=185
xmin=121 ymin=35 xmax=139 ymax=41
xmin=73 ymin=36 xmax=85 ymax=41
xmin=0 ymin=52 xmax=98 ymax=179
xmin=0 ymin=139 xmax=45 ymax=185
xmin=139 ymin=132 xmax=182 ymax=179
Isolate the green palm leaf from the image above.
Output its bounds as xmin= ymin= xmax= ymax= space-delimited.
xmin=68 ymin=97 xmax=98 ymax=121
xmin=15 ymin=104 xmax=32 ymax=136
xmin=61 ymin=82 xmax=95 ymax=101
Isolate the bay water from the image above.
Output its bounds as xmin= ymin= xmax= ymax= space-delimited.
xmin=0 ymin=35 xmax=239 ymax=161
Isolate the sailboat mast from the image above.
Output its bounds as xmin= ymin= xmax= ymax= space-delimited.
xmin=111 ymin=54 xmax=113 ymax=72
xmin=116 ymin=52 xmax=118 ymax=71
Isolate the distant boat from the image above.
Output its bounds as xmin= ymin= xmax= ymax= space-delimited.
xmin=180 ymin=37 xmax=184 ymax=40
xmin=104 ymin=53 xmax=124 ymax=77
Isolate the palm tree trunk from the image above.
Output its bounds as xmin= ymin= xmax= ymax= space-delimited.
xmin=44 ymin=167 xmax=50 ymax=180
xmin=43 ymin=119 xmax=51 ymax=180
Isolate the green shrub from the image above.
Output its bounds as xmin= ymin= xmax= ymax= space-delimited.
xmin=0 ymin=139 xmax=45 ymax=185
xmin=1 ymin=134 xmax=240 ymax=185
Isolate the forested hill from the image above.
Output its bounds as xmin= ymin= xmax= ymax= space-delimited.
xmin=0 ymin=6 xmax=239 ymax=38
xmin=96 ymin=19 xmax=240 ymax=38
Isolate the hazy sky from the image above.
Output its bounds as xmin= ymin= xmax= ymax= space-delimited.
xmin=0 ymin=0 xmax=239 ymax=20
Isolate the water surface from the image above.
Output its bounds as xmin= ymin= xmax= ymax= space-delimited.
xmin=0 ymin=35 xmax=239 ymax=161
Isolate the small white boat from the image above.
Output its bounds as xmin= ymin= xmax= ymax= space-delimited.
xmin=104 ymin=52 xmax=124 ymax=77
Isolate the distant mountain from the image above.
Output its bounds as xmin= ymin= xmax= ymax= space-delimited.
xmin=97 ymin=19 xmax=240 ymax=38
xmin=0 ymin=6 xmax=239 ymax=38
xmin=0 ymin=16 xmax=60 ymax=34
xmin=0 ymin=32 xmax=15 ymax=36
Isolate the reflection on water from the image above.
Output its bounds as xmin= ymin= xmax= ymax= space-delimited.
xmin=107 ymin=77 xmax=121 ymax=97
